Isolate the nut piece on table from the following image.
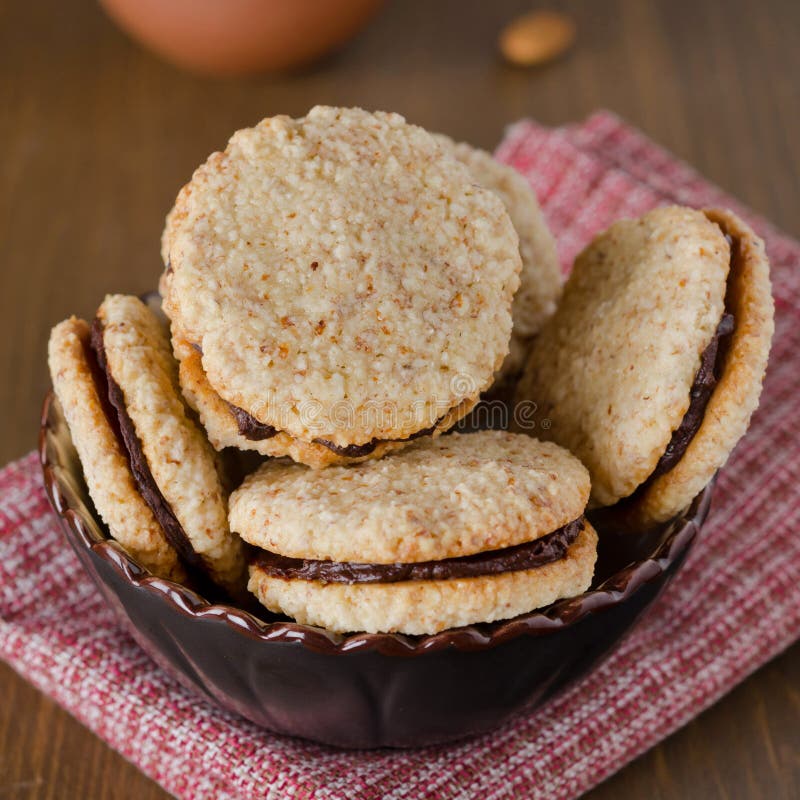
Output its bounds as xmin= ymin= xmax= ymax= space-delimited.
xmin=499 ymin=10 xmax=576 ymax=67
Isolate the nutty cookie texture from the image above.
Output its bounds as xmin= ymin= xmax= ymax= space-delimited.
xmin=229 ymin=430 xmax=590 ymax=563
xmin=161 ymin=106 xmax=521 ymax=450
xmin=96 ymin=294 xmax=247 ymax=594
xmin=232 ymin=431 xmax=596 ymax=635
xmin=434 ymin=134 xmax=561 ymax=381
xmin=516 ymin=205 xmax=773 ymax=525
xmin=48 ymin=317 xmax=186 ymax=582
xmin=172 ymin=336 xmax=476 ymax=469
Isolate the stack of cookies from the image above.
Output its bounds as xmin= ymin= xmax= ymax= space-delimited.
xmin=48 ymin=106 xmax=773 ymax=636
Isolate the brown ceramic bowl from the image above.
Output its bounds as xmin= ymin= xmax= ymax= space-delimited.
xmin=39 ymin=391 xmax=712 ymax=748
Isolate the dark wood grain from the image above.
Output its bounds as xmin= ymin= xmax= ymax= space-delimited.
xmin=1 ymin=0 xmax=798 ymax=797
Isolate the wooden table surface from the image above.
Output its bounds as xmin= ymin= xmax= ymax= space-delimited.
xmin=2 ymin=0 xmax=798 ymax=797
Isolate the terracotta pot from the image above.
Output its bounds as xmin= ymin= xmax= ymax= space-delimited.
xmin=99 ymin=0 xmax=384 ymax=76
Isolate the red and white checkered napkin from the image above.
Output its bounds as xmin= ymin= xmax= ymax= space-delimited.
xmin=2 ymin=113 xmax=799 ymax=800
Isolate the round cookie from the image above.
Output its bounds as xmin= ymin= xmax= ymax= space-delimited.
xmin=48 ymin=317 xmax=186 ymax=582
xmin=234 ymin=430 xmax=595 ymax=634
xmin=516 ymin=205 xmax=773 ymax=521
xmin=516 ymin=205 xmax=731 ymax=507
xmin=172 ymin=337 xmax=476 ymax=468
xmin=161 ymin=106 xmax=521 ymax=448
xmin=628 ymin=208 xmax=774 ymax=525
xmin=248 ymin=524 xmax=597 ymax=635
xmin=96 ymin=294 xmax=246 ymax=595
xmin=230 ymin=430 xmax=590 ymax=563
xmin=433 ymin=134 xmax=561 ymax=380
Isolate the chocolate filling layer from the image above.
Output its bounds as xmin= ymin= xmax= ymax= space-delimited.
xmin=226 ymin=400 xmax=447 ymax=456
xmin=313 ymin=420 xmax=440 ymax=458
xmin=252 ymin=518 xmax=583 ymax=584
xmin=227 ymin=402 xmax=279 ymax=440
xmin=89 ymin=320 xmax=206 ymax=573
xmin=650 ymin=310 xmax=736 ymax=479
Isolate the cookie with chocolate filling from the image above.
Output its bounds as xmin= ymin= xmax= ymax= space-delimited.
xmin=160 ymin=106 xmax=521 ymax=465
xmin=230 ymin=431 xmax=597 ymax=635
xmin=515 ymin=206 xmax=773 ymax=526
xmin=48 ymin=317 xmax=186 ymax=582
xmin=172 ymin=336 xmax=475 ymax=469
xmin=91 ymin=294 xmax=247 ymax=595
xmin=433 ymin=134 xmax=562 ymax=383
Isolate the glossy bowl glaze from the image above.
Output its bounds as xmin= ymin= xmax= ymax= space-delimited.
xmin=39 ymin=391 xmax=712 ymax=748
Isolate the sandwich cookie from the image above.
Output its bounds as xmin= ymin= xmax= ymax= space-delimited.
xmin=161 ymin=106 xmax=521 ymax=467
xmin=82 ymin=294 xmax=245 ymax=595
xmin=515 ymin=206 xmax=773 ymax=525
xmin=48 ymin=318 xmax=186 ymax=582
xmin=230 ymin=430 xmax=597 ymax=635
xmin=172 ymin=337 xmax=472 ymax=469
xmin=434 ymin=134 xmax=562 ymax=382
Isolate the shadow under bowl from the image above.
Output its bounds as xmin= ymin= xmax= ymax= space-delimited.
xmin=39 ymin=391 xmax=712 ymax=748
